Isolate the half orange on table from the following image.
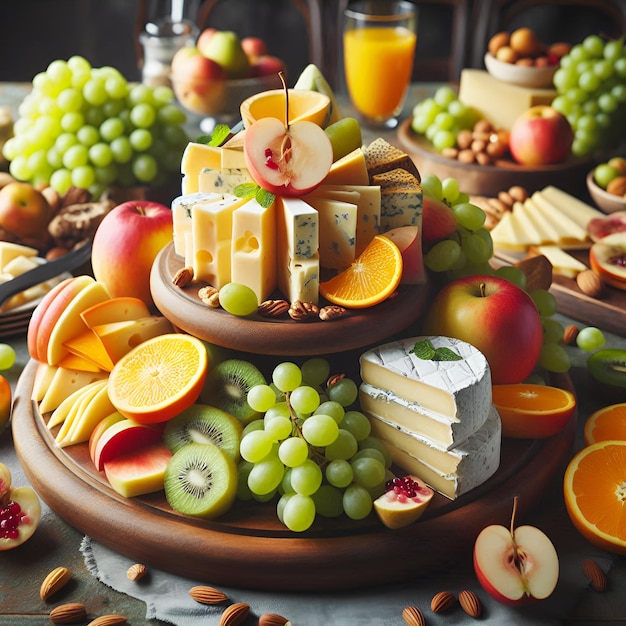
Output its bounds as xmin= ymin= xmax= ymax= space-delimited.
xmin=491 ymin=383 xmax=576 ymax=439
xmin=584 ymin=402 xmax=626 ymax=445
xmin=564 ymin=440 xmax=626 ymax=556
xmin=319 ymin=235 xmax=403 ymax=309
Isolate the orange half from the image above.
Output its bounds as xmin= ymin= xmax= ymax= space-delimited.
xmin=492 ymin=383 xmax=576 ymax=438
xmin=319 ymin=235 xmax=403 ymax=309
xmin=584 ymin=402 xmax=626 ymax=445
xmin=107 ymin=333 xmax=208 ymax=424
xmin=563 ymin=440 xmax=626 ymax=555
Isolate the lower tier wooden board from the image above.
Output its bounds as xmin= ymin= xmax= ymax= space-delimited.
xmin=13 ymin=360 xmax=576 ymax=592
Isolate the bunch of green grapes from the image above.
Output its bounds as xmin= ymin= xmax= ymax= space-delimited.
xmin=551 ymin=35 xmax=626 ymax=156
xmin=410 ymin=85 xmax=482 ymax=152
xmin=238 ymin=358 xmax=393 ymax=532
xmin=2 ymin=56 xmax=189 ymax=196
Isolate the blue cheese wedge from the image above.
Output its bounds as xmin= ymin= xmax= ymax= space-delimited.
xmin=360 ymin=336 xmax=492 ymax=431
xmin=198 ymin=167 xmax=253 ymax=194
xmin=377 ymin=405 xmax=501 ymax=499
xmin=371 ymin=168 xmax=423 ymax=232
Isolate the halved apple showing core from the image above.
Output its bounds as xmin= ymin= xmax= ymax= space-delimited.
xmin=589 ymin=232 xmax=626 ymax=291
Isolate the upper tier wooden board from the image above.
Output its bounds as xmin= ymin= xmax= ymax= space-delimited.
xmin=12 ymin=360 xmax=575 ymax=592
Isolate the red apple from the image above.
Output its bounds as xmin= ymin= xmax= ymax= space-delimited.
xmin=0 ymin=181 xmax=53 ymax=247
xmin=589 ymin=232 xmax=626 ymax=290
xmin=422 ymin=195 xmax=458 ymax=245
xmin=89 ymin=412 xmax=125 ymax=464
xmin=244 ymin=117 xmax=333 ymax=196
xmin=421 ymin=275 xmax=543 ymax=384
xmin=509 ymin=105 xmax=573 ymax=166
xmin=91 ymin=201 xmax=173 ymax=308
xmin=474 ymin=497 xmax=559 ymax=605
xmin=382 ymin=226 xmax=425 ymax=284
xmin=196 ymin=28 xmax=218 ymax=56
xmin=241 ymin=36 xmax=268 ymax=60
xmin=172 ymin=46 xmax=226 ymax=82
xmin=250 ymin=55 xmax=287 ymax=78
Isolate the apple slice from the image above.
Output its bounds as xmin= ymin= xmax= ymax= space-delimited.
xmin=92 ymin=418 xmax=164 ymax=472
xmin=473 ymin=497 xmax=559 ymax=606
xmin=589 ymin=232 xmax=626 ymax=291
xmin=382 ymin=226 xmax=426 ymax=285
xmin=89 ymin=412 xmax=125 ymax=465
xmin=422 ymin=195 xmax=458 ymax=245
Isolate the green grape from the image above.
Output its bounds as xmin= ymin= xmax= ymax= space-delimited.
xmin=359 ymin=436 xmax=392 ymax=468
xmin=290 ymin=459 xmax=323 ymax=496
xmin=282 ymin=493 xmax=316 ymax=532
xmin=83 ymin=77 xmax=108 ymax=106
xmin=433 ymin=85 xmax=457 ymax=108
xmin=129 ymin=128 xmax=152 ymax=152
xmin=424 ymin=239 xmax=462 ymax=273
xmin=46 ymin=59 xmax=73 ymax=89
xmin=264 ymin=415 xmax=293 ymax=441
xmin=0 ymin=344 xmax=16 ymax=370
xmin=99 ymin=117 xmax=124 ymax=142
xmin=594 ymin=163 xmax=620 ymax=189
xmin=9 ymin=155 xmax=32 ymax=181
xmin=327 ymin=377 xmax=358 ymax=407
xmin=131 ymin=153 xmax=158 ymax=183
xmin=242 ymin=418 xmax=265 ymax=437
xmin=300 ymin=357 xmax=330 ymax=387
xmin=351 ymin=456 xmax=386 ymax=488
xmin=542 ymin=317 xmax=564 ymax=344
xmin=88 ymin=143 xmax=113 ymax=168
xmin=420 ymin=173 xmax=443 ymax=200
xmin=530 ymin=289 xmax=557 ymax=317
xmin=289 ymin=385 xmax=321 ymax=415
xmin=432 ymin=129 xmax=456 ymax=152
xmin=60 ymin=111 xmax=84 ymax=133
xmin=312 ymin=484 xmax=344 ymax=518
xmin=325 ymin=458 xmax=353 ymax=488
xmin=341 ymin=410 xmax=371 ymax=441
xmin=240 ymin=429 xmax=273 ymax=463
xmin=452 ymin=202 xmax=486 ymax=231
xmin=352 ymin=447 xmax=387 ymax=467
xmin=342 ymin=484 xmax=373 ymax=520
xmin=301 ymin=413 xmax=339 ymax=447
xmin=441 ymin=177 xmax=460 ymax=204
xmin=278 ymin=437 xmax=309 ymax=467
xmin=264 ymin=402 xmax=290 ymax=421
xmin=247 ymin=384 xmax=276 ymax=413
xmin=94 ymin=164 xmax=118 ymax=185
xmin=538 ymin=342 xmax=571 ymax=373
xmin=71 ymin=165 xmax=95 ymax=189
xmin=236 ymin=461 xmax=254 ymax=501
xmin=248 ymin=454 xmax=285 ymax=496
xmin=324 ymin=429 xmax=358 ymax=461
xmin=494 ymin=265 xmax=526 ymax=290
xmin=576 ymin=326 xmax=606 ymax=351
xmin=62 ymin=143 xmax=89 ymax=169
xmin=217 ymin=282 xmax=258 ymax=317
xmin=49 ymin=168 xmax=72 ymax=194
xmin=280 ymin=467 xmax=294 ymax=494
xmin=272 ymin=362 xmax=302 ymax=392
xmin=130 ymin=102 xmax=156 ymax=128
xmin=110 ymin=136 xmax=133 ymax=164
xmin=314 ymin=400 xmax=344 ymax=424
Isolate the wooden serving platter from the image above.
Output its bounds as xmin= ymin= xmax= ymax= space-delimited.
xmin=397 ymin=118 xmax=591 ymax=198
xmin=150 ymin=242 xmax=431 ymax=356
xmin=13 ymin=360 xmax=576 ymax=592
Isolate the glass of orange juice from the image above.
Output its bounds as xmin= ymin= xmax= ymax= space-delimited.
xmin=343 ymin=1 xmax=417 ymax=128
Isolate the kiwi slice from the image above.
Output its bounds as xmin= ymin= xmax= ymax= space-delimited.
xmin=163 ymin=404 xmax=243 ymax=459
xmin=164 ymin=442 xmax=237 ymax=518
xmin=587 ymin=349 xmax=626 ymax=388
xmin=200 ymin=359 xmax=266 ymax=423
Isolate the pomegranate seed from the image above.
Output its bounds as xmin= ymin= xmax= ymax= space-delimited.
xmin=1 ymin=500 xmax=25 ymax=539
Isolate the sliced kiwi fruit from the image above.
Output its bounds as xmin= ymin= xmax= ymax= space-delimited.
xmin=587 ymin=349 xmax=626 ymax=388
xmin=200 ymin=359 xmax=266 ymax=424
xmin=164 ymin=442 xmax=238 ymax=518
xmin=164 ymin=404 xmax=243 ymax=459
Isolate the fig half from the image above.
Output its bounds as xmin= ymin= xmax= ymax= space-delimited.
xmin=0 ymin=462 xmax=41 ymax=550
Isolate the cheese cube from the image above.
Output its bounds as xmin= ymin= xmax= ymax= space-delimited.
xmin=323 ymin=148 xmax=370 ymax=185
xmin=278 ymin=254 xmax=320 ymax=304
xmin=371 ymin=168 xmax=423 ymax=232
xmin=0 ymin=241 xmax=38 ymax=270
xmin=277 ymin=197 xmax=318 ymax=259
xmin=172 ymin=192 xmax=223 ymax=258
xmin=180 ymin=142 xmax=222 ymax=194
xmin=198 ymin=167 xmax=253 ymax=194
xmin=231 ymin=197 xmax=277 ymax=302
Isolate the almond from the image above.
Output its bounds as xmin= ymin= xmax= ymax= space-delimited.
xmin=402 ymin=605 xmax=425 ymax=626
xmin=40 ymin=566 xmax=72 ymax=601
xmin=126 ymin=563 xmax=148 ymax=581
xmin=430 ymin=590 xmax=456 ymax=613
xmin=49 ymin=602 xmax=87 ymax=624
xmin=562 ymin=324 xmax=579 ymax=345
xmin=583 ymin=558 xmax=608 ymax=592
xmin=86 ymin=617 xmax=128 ymax=626
xmin=458 ymin=589 xmax=482 ymax=617
xmin=189 ymin=585 xmax=230 ymax=604
xmin=258 ymin=613 xmax=291 ymax=626
xmin=219 ymin=602 xmax=250 ymax=626
xmin=606 ymin=175 xmax=626 ymax=197
xmin=576 ymin=269 xmax=605 ymax=298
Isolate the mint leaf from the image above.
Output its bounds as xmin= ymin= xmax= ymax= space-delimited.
xmin=433 ymin=347 xmax=462 ymax=361
xmin=411 ymin=339 xmax=435 ymax=360
xmin=196 ymin=134 xmax=212 ymax=145
xmin=233 ymin=183 xmax=260 ymax=199
xmin=209 ymin=124 xmax=231 ymax=146
xmin=256 ymin=188 xmax=276 ymax=208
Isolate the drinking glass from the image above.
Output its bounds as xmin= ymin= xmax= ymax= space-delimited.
xmin=343 ymin=1 xmax=417 ymax=128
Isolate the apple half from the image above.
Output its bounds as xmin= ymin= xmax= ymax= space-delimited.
xmin=589 ymin=232 xmax=626 ymax=291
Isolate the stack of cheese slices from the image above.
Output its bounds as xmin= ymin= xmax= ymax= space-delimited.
xmin=359 ymin=336 xmax=502 ymax=500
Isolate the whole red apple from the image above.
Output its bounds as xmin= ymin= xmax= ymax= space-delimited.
xmin=196 ymin=27 xmax=218 ymax=56
xmin=0 ymin=181 xmax=53 ymax=243
xmin=250 ymin=55 xmax=286 ymax=78
xmin=91 ymin=201 xmax=172 ymax=308
xmin=509 ymin=105 xmax=573 ymax=166
xmin=241 ymin=36 xmax=268 ymax=60
xmin=421 ymin=275 xmax=543 ymax=384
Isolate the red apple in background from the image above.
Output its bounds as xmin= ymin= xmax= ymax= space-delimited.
xmin=196 ymin=27 xmax=218 ymax=55
xmin=0 ymin=181 xmax=53 ymax=246
xmin=382 ymin=226 xmax=425 ymax=284
xmin=509 ymin=105 xmax=573 ymax=166
xmin=241 ymin=36 xmax=268 ymax=60
xmin=250 ymin=55 xmax=286 ymax=78
xmin=422 ymin=195 xmax=458 ymax=245
xmin=474 ymin=497 xmax=559 ymax=605
xmin=91 ymin=201 xmax=173 ymax=308
xmin=421 ymin=274 xmax=543 ymax=384
xmin=244 ymin=117 xmax=333 ymax=196
xmin=171 ymin=46 xmax=227 ymax=82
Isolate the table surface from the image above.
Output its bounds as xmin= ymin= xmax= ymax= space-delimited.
xmin=1 ymin=82 xmax=625 ymax=626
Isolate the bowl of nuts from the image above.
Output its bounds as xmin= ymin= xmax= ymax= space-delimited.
xmin=484 ymin=52 xmax=558 ymax=89
xmin=587 ymin=158 xmax=626 ymax=214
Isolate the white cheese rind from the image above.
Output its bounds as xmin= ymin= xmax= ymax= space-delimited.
xmin=380 ymin=405 xmax=501 ymax=499
xmin=360 ymin=336 xmax=491 ymax=424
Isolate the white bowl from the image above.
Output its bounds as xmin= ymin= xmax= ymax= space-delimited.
xmin=587 ymin=170 xmax=626 ymax=214
xmin=484 ymin=52 xmax=557 ymax=89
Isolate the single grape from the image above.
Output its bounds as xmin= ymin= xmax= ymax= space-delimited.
xmin=272 ymin=362 xmax=302 ymax=392
xmin=248 ymin=454 xmax=285 ymax=496
xmin=494 ymin=265 xmax=527 ymax=290
xmin=352 ymin=447 xmax=387 ymax=467
xmin=576 ymin=326 xmax=606 ymax=351
xmin=324 ymin=429 xmax=358 ymax=461
xmin=290 ymin=459 xmax=323 ymax=496
xmin=311 ymin=484 xmax=344 ymax=518
xmin=452 ymin=202 xmax=486 ymax=231
xmin=264 ymin=415 xmax=293 ymax=441
xmin=282 ymin=493 xmax=316 ymax=532
xmin=420 ymin=173 xmax=443 ymax=200
xmin=240 ymin=429 xmax=274 ymax=463
xmin=325 ymin=458 xmax=354 ymax=488
xmin=359 ymin=436 xmax=392 ymax=467
xmin=300 ymin=357 xmax=330 ymax=387
xmin=341 ymin=410 xmax=371 ymax=441
xmin=0 ymin=344 xmax=16 ymax=370
xmin=424 ymin=239 xmax=462 ymax=273
xmin=538 ymin=342 xmax=571 ymax=373
xmin=530 ymin=289 xmax=558 ymax=317
xmin=342 ymin=484 xmax=373 ymax=520
xmin=594 ymin=163 xmax=620 ymax=189
xmin=289 ymin=385 xmax=321 ymax=415
xmin=219 ymin=282 xmax=258 ymax=317
xmin=278 ymin=436 xmax=309 ymax=467
xmin=542 ymin=317 xmax=565 ymax=344
xmin=440 ymin=177 xmax=460 ymax=204
xmin=301 ymin=413 xmax=339 ymax=447
xmin=327 ymin=377 xmax=358 ymax=407
xmin=314 ymin=400 xmax=344 ymax=424
xmin=247 ymin=384 xmax=276 ymax=413
xmin=131 ymin=153 xmax=158 ymax=183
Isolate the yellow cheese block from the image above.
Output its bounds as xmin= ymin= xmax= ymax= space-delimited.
xmin=531 ymin=245 xmax=588 ymax=278
xmin=231 ymin=197 xmax=277 ymax=303
xmin=80 ymin=296 xmax=151 ymax=329
xmin=180 ymin=142 xmax=222 ymax=194
xmin=458 ymin=69 xmax=556 ymax=130
xmin=63 ymin=328 xmax=115 ymax=372
xmin=56 ymin=352 xmax=103 ymax=373
xmin=39 ymin=367 xmax=108 ymax=415
xmin=172 ymin=192 xmax=223 ymax=260
xmin=92 ymin=315 xmax=174 ymax=364
xmin=323 ymin=148 xmax=370 ymax=185
xmin=0 ymin=241 xmax=38 ymax=269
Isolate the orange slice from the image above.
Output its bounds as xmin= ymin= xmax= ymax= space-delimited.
xmin=584 ymin=402 xmax=626 ymax=445
xmin=107 ymin=333 xmax=208 ymax=424
xmin=491 ymin=383 xmax=576 ymax=439
xmin=319 ymin=235 xmax=402 ymax=309
xmin=563 ymin=440 xmax=626 ymax=555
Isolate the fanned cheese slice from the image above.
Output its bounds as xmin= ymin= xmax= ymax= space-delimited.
xmin=539 ymin=185 xmax=604 ymax=230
